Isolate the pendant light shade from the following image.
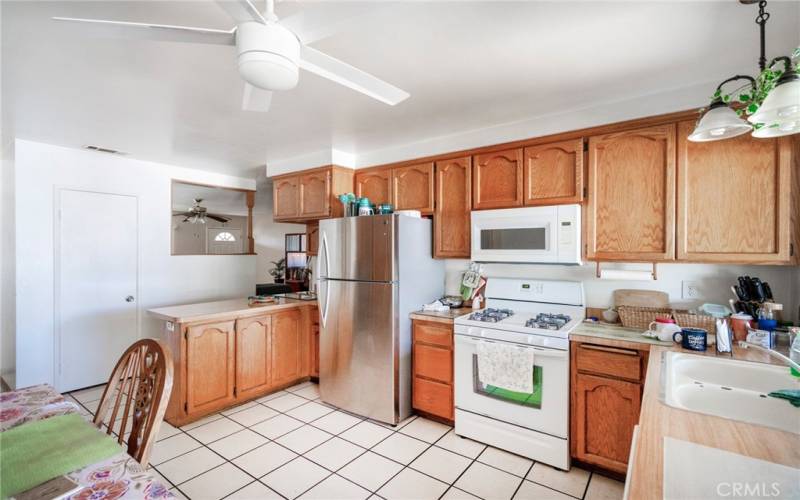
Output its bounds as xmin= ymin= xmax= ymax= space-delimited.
xmin=747 ymin=75 xmax=800 ymax=126
xmin=688 ymin=101 xmax=753 ymax=142
xmin=751 ymin=119 xmax=800 ymax=138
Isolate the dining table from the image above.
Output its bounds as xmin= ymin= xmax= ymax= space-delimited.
xmin=0 ymin=383 xmax=174 ymax=499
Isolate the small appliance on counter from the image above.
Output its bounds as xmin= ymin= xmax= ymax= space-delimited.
xmin=273 ymin=291 xmax=317 ymax=301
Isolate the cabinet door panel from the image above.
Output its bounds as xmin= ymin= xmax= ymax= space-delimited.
xmin=299 ymin=171 xmax=331 ymax=218
xmin=434 ymin=157 xmax=472 ymax=258
xmin=186 ymin=320 xmax=236 ymax=414
xmin=524 ymin=139 xmax=583 ymax=205
xmin=271 ymin=309 xmax=302 ymax=387
xmin=274 ymin=177 xmax=300 ymax=220
xmin=355 ymin=169 xmax=392 ymax=205
xmin=473 ymin=148 xmax=523 ymax=209
xmin=413 ymin=344 xmax=452 ymax=383
xmin=306 ymin=221 xmax=320 ymax=257
xmin=413 ymin=377 xmax=453 ymax=420
xmin=392 ymin=162 xmax=434 ymax=213
xmin=676 ymin=120 xmax=791 ymax=263
xmin=236 ymin=316 xmax=271 ymax=399
xmin=586 ymin=124 xmax=676 ymax=261
xmin=573 ymin=373 xmax=640 ymax=474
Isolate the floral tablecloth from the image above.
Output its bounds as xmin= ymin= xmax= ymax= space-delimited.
xmin=1 ymin=384 xmax=174 ymax=499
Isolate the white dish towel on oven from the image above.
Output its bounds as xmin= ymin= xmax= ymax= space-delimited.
xmin=476 ymin=340 xmax=535 ymax=393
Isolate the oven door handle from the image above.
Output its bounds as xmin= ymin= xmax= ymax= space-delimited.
xmin=456 ymin=336 xmax=568 ymax=358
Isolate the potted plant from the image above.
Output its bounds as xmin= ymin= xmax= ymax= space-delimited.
xmin=269 ymin=258 xmax=286 ymax=283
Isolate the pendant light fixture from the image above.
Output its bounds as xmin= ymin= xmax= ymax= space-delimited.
xmin=689 ymin=0 xmax=799 ymax=142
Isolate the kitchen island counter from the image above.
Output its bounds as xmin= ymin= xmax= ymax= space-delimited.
xmin=148 ymin=297 xmax=313 ymax=324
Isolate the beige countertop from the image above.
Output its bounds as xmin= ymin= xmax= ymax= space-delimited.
xmin=569 ymin=321 xmax=674 ymax=349
xmin=409 ymin=308 xmax=472 ymax=324
xmin=148 ymin=297 xmax=315 ymax=324
xmin=627 ymin=344 xmax=800 ymax=499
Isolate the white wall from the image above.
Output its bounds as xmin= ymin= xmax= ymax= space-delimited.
xmin=253 ymin=177 xmax=305 ymax=284
xmin=14 ymin=139 xmax=258 ymax=390
xmin=444 ymin=260 xmax=800 ymax=323
xmin=1 ymin=140 xmax=15 ymax=387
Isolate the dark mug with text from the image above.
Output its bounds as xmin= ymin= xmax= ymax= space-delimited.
xmin=673 ymin=327 xmax=708 ymax=351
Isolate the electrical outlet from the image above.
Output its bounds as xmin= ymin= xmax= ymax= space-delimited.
xmin=682 ymin=280 xmax=701 ymax=300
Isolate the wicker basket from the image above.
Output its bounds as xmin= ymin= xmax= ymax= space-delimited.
xmin=617 ymin=306 xmax=673 ymax=330
xmin=672 ymin=311 xmax=717 ymax=335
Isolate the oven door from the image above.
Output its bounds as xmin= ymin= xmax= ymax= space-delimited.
xmin=454 ymin=334 xmax=569 ymax=438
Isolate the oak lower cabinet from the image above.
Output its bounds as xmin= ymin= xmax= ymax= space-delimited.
xmin=523 ymin=139 xmax=584 ymax=206
xmin=159 ymin=304 xmax=314 ymax=426
xmin=586 ymin=124 xmax=676 ymax=261
xmin=272 ymin=166 xmax=354 ymax=222
xmin=570 ymin=341 xmax=648 ymax=475
xmin=271 ymin=309 xmax=303 ymax=387
xmin=434 ymin=157 xmax=472 ymax=258
xmin=411 ymin=319 xmax=454 ymax=423
xmin=235 ymin=316 xmax=272 ymax=400
xmin=310 ymin=307 xmax=320 ymax=378
xmin=472 ymin=148 xmax=524 ymax=209
xmin=355 ymin=168 xmax=392 ymax=205
xmin=185 ymin=320 xmax=237 ymax=415
xmin=392 ymin=162 xmax=435 ymax=213
xmin=676 ymin=120 xmax=794 ymax=263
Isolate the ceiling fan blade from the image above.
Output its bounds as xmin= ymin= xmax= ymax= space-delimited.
xmin=52 ymin=17 xmax=236 ymax=45
xmin=278 ymin=3 xmax=388 ymax=45
xmin=298 ymin=46 xmax=409 ymax=106
xmin=242 ymin=83 xmax=273 ymax=112
xmin=207 ymin=214 xmax=232 ymax=223
xmin=215 ymin=0 xmax=267 ymax=24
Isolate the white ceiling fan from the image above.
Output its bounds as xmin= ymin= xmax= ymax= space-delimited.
xmin=53 ymin=0 xmax=409 ymax=112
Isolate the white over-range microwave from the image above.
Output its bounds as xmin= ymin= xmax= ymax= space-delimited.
xmin=470 ymin=205 xmax=581 ymax=264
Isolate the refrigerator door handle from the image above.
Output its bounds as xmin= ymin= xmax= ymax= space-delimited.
xmin=319 ymin=278 xmax=330 ymax=328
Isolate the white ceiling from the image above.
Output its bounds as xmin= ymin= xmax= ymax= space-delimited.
xmin=3 ymin=1 xmax=799 ymax=177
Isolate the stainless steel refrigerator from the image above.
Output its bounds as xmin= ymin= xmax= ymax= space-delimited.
xmin=316 ymin=215 xmax=445 ymax=425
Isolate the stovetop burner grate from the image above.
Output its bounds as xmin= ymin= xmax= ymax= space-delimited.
xmin=524 ymin=313 xmax=572 ymax=330
xmin=467 ymin=308 xmax=515 ymax=323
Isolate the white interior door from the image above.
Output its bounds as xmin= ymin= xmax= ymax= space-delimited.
xmin=206 ymin=227 xmax=242 ymax=254
xmin=57 ymin=189 xmax=138 ymax=392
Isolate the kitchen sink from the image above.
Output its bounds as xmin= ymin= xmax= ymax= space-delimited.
xmin=662 ymin=352 xmax=800 ymax=434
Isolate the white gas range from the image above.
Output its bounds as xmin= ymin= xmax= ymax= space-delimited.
xmin=453 ymin=277 xmax=585 ymax=471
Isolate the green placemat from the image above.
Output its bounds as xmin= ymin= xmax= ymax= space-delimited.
xmin=484 ymin=366 xmax=543 ymax=407
xmin=0 ymin=413 xmax=122 ymax=498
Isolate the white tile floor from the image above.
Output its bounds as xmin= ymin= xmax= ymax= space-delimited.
xmin=67 ymin=381 xmax=624 ymax=500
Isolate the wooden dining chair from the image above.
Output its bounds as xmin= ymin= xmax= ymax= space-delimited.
xmin=93 ymin=338 xmax=174 ymax=467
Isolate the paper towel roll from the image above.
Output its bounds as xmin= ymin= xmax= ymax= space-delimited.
xmin=598 ymin=269 xmax=654 ymax=281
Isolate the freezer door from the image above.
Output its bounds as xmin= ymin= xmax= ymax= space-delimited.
xmin=319 ymin=280 xmax=398 ymax=423
xmin=318 ymin=216 xmax=395 ymax=282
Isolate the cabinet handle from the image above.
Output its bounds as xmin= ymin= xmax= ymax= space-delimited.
xmin=580 ymin=344 xmax=639 ymax=357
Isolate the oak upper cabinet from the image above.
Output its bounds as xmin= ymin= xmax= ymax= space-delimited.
xmin=185 ymin=320 xmax=236 ymax=415
xmin=473 ymin=148 xmax=524 ymax=209
xmin=273 ymin=176 xmax=300 ymax=220
xmin=392 ymin=162 xmax=435 ymax=213
xmin=355 ymin=169 xmax=392 ymax=205
xmin=299 ymin=170 xmax=331 ymax=219
xmin=434 ymin=157 xmax=472 ymax=258
xmin=586 ymin=124 xmax=677 ymax=261
xmin=271 ymin=309 xmax=303 ymax=387
xmin=272 ymin=166 xmax=354 ymax=222
xmin=523 ymin=139 xmax=584 ymax=205
xmin=676 ymin=120 xmax=793 ymax=263
xmin=235 ymin=316 xmax=272 ymax=399
xmin=306 ymin=221 xmax=319 ymax=257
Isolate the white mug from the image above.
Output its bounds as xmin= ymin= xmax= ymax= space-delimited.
xmin=358 ymin=206 xmax=374 ymax=216
xmin=648 ymin=320 xmax=682 ymax=342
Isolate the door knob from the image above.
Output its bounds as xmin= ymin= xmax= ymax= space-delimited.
xmin=125 ymin=296 xmax=135 ymax=303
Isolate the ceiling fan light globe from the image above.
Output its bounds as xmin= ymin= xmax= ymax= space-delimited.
xmin=688 ymin=104 xmax=752 ymax=142
xmin=236 ymin=21 xmax=300 ymax=91
xmin=238 ymin=52 xmax=299 ymax=90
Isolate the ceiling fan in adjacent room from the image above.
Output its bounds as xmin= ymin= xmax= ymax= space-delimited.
xmin=53 ymin=0 xmax=409 ymax=112
xmin=175 ymin=199 xmax=232 ymax=224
